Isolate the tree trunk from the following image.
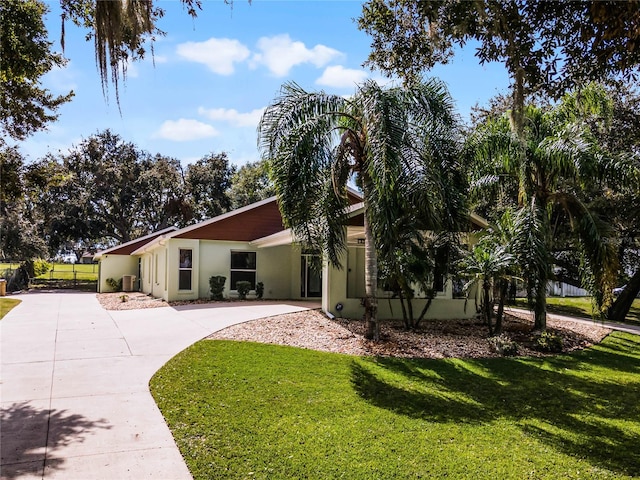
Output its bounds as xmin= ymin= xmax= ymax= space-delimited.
xmin=415 ymin=297 xmax=433 ymax=328
xmin=495 ymin=279 xmax=509 ymax=335
xmin=607 ymin=269 xmax=640 ymax=322
xmin=533 ymin=283 xmax=547 ymax=331
xmin=398 ymin=291 xmax=409 ymax=330
xmin=363 ymin=211 xmax=379 ymax=340
xmin=483 ymin=282 xmax=493 ymax=335
xmin=406 ymin=296 xmax=415 ymax=329
xmin=510 ymin=66 xmax=526 ymax=139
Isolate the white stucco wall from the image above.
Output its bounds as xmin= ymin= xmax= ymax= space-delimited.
xmin=97 ymin=254 xmax=139 ymax=293
xmin=323 ymin=246 xmax=481 ymax=321
xmin=197 ymin=241 xmax=295 ymax=300
xmin=258 ymin=245 xmax=295 ymax=299
xmin=165 ymin=238 xmax=200 ymax=301
xmin=139 ymin=253 xmax=152 ymax=295
xmin=138 ymin=245 xmax=169 ymax=300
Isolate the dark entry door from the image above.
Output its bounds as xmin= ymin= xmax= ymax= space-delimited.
xmin=301 ymin=255 xmax=322 ymax=298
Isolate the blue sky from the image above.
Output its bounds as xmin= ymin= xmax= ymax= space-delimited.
xmin=19 ymin=0 xmax=511 ymax=167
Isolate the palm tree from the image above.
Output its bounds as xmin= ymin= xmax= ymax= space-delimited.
xmin=258 ymin=79 xmax=464 ymax=340
xmin=459 ymin=241 xmax=515 ymax=336
xmin=468 ymin=90 xmax=619 ymax=331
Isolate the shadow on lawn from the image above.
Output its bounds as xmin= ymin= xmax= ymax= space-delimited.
xmin=351 ymin=333 xmax=640 ymax=477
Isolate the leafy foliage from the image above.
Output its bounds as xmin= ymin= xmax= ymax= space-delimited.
xmin=32 ymin=258 xmax=52 ymax=276
xmin=105 ymin=277 xmax=122 ymax=292
xmin=0 ymin=0 xmax=73 ymax=140
xmin=467 ymin=88 xmax=620 ymax=330
xmin=488 ymin=334 xmax=519 ymax=357
xmin=359 ymin=0 xmax=640 ymax=135
xmin=533 ymin=331 xmax=564 ymax=353
xmin=228 ymin=160 xmax=275 ymax=209
xmin=235 ymin=280 xmax=251 ymax=300
xmin=185 ymin=153 xmax=234 ymax=221
xmin=0 ymin=145 xmax=48 ymax=259
xmin=259 ymin=78 xmax=465 ymax=340
xmin=209 ymin=275 xmax=226 ymax=301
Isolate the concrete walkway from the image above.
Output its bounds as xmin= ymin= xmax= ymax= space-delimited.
xmin=504 ymin=306 xmax=640 ymax=335
xmin=0 ymin=291 xmax=319 ymax=479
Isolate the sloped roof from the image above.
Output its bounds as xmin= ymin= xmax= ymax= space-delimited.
xmin=129 ymin=188 xmax=364 ymax=254
xmin=175 ymin=197 xmax=285 ymax=242
xmin=94 ymin=226 xmax=178 ymax=259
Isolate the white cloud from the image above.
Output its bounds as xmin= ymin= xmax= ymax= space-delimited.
xmin=251 ymin=34 xmax=342 ymax=76
xmin=316 ymin=65 xmax=369 ymax=88
xmin=153 ymin=119 xmax=219 ymax=141
xmin=43 ymin=61 xmax=78 ymax=93
xmin=176 ymin=38 xmax=250 ymax=75
xmin=124 ymin=58 xmax=139 ymax=78
xmin=197 ymin=106 xmax=265 ymax=127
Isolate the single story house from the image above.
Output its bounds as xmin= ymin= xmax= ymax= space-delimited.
xmin=95 ymin=191 xmax=485 ymax=320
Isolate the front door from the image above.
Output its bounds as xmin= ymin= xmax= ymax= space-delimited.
xmin=301 ymin=255 xmax=322 ymax=298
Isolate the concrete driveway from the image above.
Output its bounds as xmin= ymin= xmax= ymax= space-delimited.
xmin=0 ymin=291 xmax=319 ymax=479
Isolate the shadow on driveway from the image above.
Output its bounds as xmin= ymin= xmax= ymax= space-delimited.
xmin=0 ymin=402 xmax=111 ymax=478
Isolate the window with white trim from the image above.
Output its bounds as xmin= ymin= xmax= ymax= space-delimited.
xmin=230 ymin=251 xmax=256 ymax=290
xmin=178 ymin=249 xmax=193 ymax=290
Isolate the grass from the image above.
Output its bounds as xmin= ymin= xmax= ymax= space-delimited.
xmin=513 ymin=296 xmax=640 ymax=325
xmin=151 ymin=333 xmax=640 ymax=479
xmin=0 ymin=262 xmax=98 ymax=282
xmin=0 ymin=298 xmax=21 ymax=319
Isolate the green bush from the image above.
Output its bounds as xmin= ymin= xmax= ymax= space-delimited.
xmin=488 ymin=334 xmax=520 ymax=356
xmin=33 ymin=259 xmax=52 ymax=276
xmin=106 ymin=277 xmax=122 ymax=292
xmin=256 ymin=281 xmax=264 ymax=299
xmin=534 ymin=331 xmax=564 ymax=353
xmin=236 ymin=281 xmax=252 ymax=300
xmin=209 ymin=276 xmax=226 ymax=300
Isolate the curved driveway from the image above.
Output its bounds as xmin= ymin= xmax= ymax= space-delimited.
xmin=0 ymin=291 xmax=319 ymax=479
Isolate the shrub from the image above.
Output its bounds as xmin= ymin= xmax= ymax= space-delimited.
xmin=256 ymin=281 xmax=264 ymax=299
xmin=209 ymin=276 xmax=226 ymax=300
xmin=534 ymin=331 xmax=564 ymax=353
xmin=106 ymin=277 xmax=122 ymax=292
xmin=236 ymin=281 xmax=252 ymax=300
xmin=33 ymin=259 xmax=52 ymax=277
xmin=6 ymin=265 xmax=30 ymax=292
xmin=488 ymin=334 xmax=520 ymax=357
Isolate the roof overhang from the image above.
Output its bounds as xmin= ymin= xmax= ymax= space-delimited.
xmin=250 ymin=229 xmax=295 ymax=248
xmin=94 ymin=226 xmax=178 ymax=259
xmin=470 ymin=212 xmax=489 ymax=229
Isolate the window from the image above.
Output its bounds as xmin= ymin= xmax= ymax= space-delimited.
xmin=179 ymin=249 xmax=192 ymax=290
xmin=230 ymin=251 xmax=256 ymax=290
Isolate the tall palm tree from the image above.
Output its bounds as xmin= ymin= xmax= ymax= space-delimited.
xmin=258 ymin=79 xmax=464 ymax=340
xmin=468 ymin=91 xmax=619 ymax=331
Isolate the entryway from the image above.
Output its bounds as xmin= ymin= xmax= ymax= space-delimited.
xmin=301 ymin=254 xmax=322 ymax=298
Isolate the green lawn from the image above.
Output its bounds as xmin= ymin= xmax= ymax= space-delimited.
xmin=0 ymin=298 xmax=21 ymax=319
xmin=0 ymin=262 xmax=98 ymax=281
xmin=151 ymin=333 xmax=640 ymax=479
xmin=513 ymin=296 xmax=640 ymax=325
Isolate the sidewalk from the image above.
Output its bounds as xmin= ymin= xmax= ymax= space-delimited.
xmin=1 ymin=292 xmax=318 ymax=479
xmin=504 ymin=306 xmax=640 ymax=336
